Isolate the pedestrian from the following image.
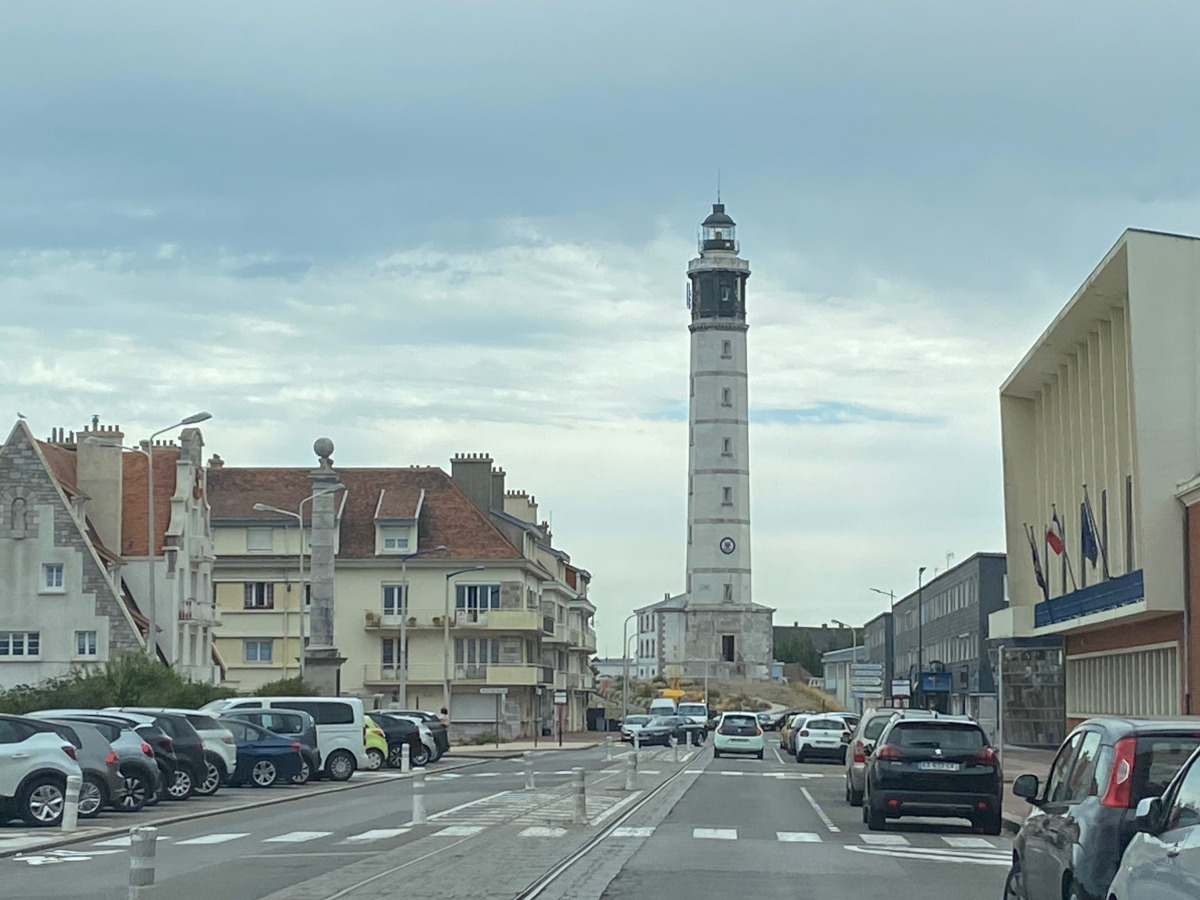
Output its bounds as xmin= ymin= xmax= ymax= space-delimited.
xmin=438 ymin=707 xmax=450 ymax=726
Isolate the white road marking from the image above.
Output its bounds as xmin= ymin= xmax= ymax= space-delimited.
xmin=942 ymin=836 xmax=998 ymax=848
xmin=800 ymin=787 xmax=841 ymax=833
xmin=718 ymin=770 xmax=745 ymax=776
xmin=639 ymin=770 xmax=661 ymax=775
xmin=263 ymin=831 xmax=334 ymax=843
xmin=773 ymin=748 xmax=785 ymax=765
xmin=777 ymin=832 xmax=823 ymax=842
xmin=588 ymin=791 xmax=643 ymax=827
xmin=693 ymin=828 xmax=738 ymax=840
xmin=680 ymin=751 xmax=694 ymax=762
xmin=427 ymin=790 xmax=512 ymax=820
xmin=433 ymin=826 xmax=485 ymax=837
xmin=175 ymin=833 xmax=250 ymax=846
xmin=609 ymin=827 xmax=654 ymax=838
xmin=93 ymin=835 xmax=170 ymax=848
xmin=860 ymin=834 xmax=909 ymax=846
xmin=343 ymin=829 xmax=410 ymax=842
xmin=472 ymin=772 xmax=501 ymax=777
xmin=520 ymin=827 xmax=567 ymax=838
xmin=845 ymin=845 xmax=1011 ymax=867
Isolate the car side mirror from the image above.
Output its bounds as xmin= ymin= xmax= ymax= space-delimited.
xmin=1012 ymin=774 xmax=1041 ymax=802
xmin=1135 ymin=796 xmax=1162 ymax=834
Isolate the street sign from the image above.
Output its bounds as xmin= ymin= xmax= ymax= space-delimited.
xmin=850 ymin=689 xmax=881 ymax=699
xmin=891 ymin=680 xmax=911 ymax=698
xmin=553 ymin=691 xmax=567 ymax=705
xmin=480 ymin=687 xmax=509 ymax=695
xmin=850 ymin=678 xmax=883 ymax=689
xmin=850 ymin=664 xmax=884 ymax=675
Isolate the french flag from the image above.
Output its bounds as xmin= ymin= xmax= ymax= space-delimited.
xmin=1046 ymin=511 xmax=1066 ymax=556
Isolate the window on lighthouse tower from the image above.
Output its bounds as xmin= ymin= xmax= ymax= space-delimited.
xmin=721 ymin=387 xmax=732 ymax=406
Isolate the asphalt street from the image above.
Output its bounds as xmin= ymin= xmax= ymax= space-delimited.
xmin=0 ymin=742 xmax=1012 ymax=900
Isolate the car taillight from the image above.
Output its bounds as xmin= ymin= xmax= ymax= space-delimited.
xmin=107 ymin=750 xmax=118 ymax=765
xmin=853 ymin=741 xmax=866 ymax=764
xmin=799 ymin=730 xmax=809 ymax=737
xmin=291 ymin=742 xmax=301 ymax=752
xmin=755 ymin=727 xmax=763 ymax=736
xmin=973 ymin=747 xmax=999 ymax=768
xmin=62 ymin=744 xmax=77 ymax=760
xmin=1102 ymin=737 xmax=1138 ymax=808
xmin=141 ymin=742 xmax=155 ymax=757
xmin=877 ymin=744 xmax=905 ymax=761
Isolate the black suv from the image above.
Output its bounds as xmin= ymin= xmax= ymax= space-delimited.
xmin=1006 ymin=718 xmax=1200 ymax=900
xmin=108 ymin=710 xmax=208 ymax=800
xmin=863 ymin=712 xmax=1002 ymax=834
xmin=389 ymin=710 xmax=450 ymax=757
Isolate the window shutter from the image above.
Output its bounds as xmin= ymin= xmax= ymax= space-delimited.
xmin=244 ymin=583 xmax=253 ymax=606
xmin=456 ymin=585 xmax=466 ymax=608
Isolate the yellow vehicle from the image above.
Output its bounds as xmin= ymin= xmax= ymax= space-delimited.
xmin=779 ymin=713 xmax=806 ymax=751
xmin=363 ymin=715 xmax=388 ymax=770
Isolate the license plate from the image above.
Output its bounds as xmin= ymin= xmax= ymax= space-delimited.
xmin=918 ymin=761 xmax=960 ymax=772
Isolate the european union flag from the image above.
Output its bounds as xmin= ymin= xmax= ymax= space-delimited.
xmin=1081 ymin=500 xmax=1099 ymax=566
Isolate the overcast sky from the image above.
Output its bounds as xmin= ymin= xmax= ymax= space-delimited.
xmin=4 ymin=2 xmax=1200 ymax=656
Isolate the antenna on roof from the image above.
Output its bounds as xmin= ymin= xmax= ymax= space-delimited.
xmin=716 ymin=168 xmax=721 ymax=203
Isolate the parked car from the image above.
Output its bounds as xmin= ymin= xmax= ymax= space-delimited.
xmin=111 ymin=707 xmax=236 ymax=795
xmin=677 ymin=702 xmax=709 ymax=727
xmin=217 ymin=718 xmax=303 ymax=787
xmin=647 ymin=698 xmax=677 ymax=717
xmin=38 ymin=719 xmax=123 ymax=818
xmin=201 ymin=696 xmax=366 ymax=781
xmin=712 ymin=711 xmax=764 ymax=759
xmin=755 ymin=712 xmax=774 ymax=730
xmin=779 ymin=714 xmax=803 ymax=750
xmin=0 ymin=713 xmax=82 ymax=826
xmin=363 ymin=716 xmax=389 ymax=770
xmin=364 ymin=714 xmax=427 ymax=767
xmin=222 ymin=708 xmax=320 ymax=784
xmin=1006 ymin=718 xmax=1200 ymax=900
xmin=387 ymin=710 xmax=450 ymax=757
xmin=372 ymin=711 xmax=440 ymax=763
xmin=106 ymin=709 xmax=210 ymax=799
xmin=1108 ymin=743 xmax=1200 ymax=899
xmin=636 ymin=715 xmax=706 ymax=747
xmin=620 ymin=715 xmax=651 ymax=743
xmin=863 ymin=712 xmax=1002 ymax=834
xmin=793 ymin=715 xmax=851 ymax=763
xmin=28 ymin=713 xmax=158 ymax=813
xmin=33 ymin=710 xmax=180 ymax=804
xmin=844 ymin=709 xmax=935 ymax=806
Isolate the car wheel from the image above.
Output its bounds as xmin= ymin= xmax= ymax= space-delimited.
xmin=1002 ymin=862 xmax=1025 ymax=900
xmin=795 ymin=749 xmax=805 ymax=763
xmin=365 ymin=748 xmax=385 ymax=771
xmin=866 ymin=793 xmax=886 ymax=831
xmin=413 ymin=745 xmax=432 ymax=766
xmin=976 ymin=811 xmax=1003 ymax=836
xmin=756 ymin=750 xmax=764 ymax=760
xmin=849 ymin=785 xmax=863 ymax=807
xmin=326 ymin=749 xmax=356 ymax=782
xmin=167 ymin=766 xmax=194 ymax=801
xmin=250 ymin=759 xmax=279 ymax=787
xmin=292 ymin=757 xmax=312 ymax=785
xmin=19 ymin=775 xmax=66 ymax=826
xmin=713 ymin=748 xmax=721 ymax=758
xmin=119 ymin=771 xmax=150 ymax=812
xmin=78 ymin=775 xmax=106 ymax=818
xmin=195 ymin=755 xmax=223 ymax=796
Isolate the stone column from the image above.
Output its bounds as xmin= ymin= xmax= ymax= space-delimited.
xmin=305 ymin=437 xmax=345 ymax=695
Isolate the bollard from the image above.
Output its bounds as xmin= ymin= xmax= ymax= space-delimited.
xmin=412 ymin=770 xmax=427 ymax=825
xmin=624 ymin=750 xmax=637 ymax=791
xmin=633 ymin=732 xmax=640 ymax=753
xmin=62 ymin=774 xmax=81 ymax=831
xmin=524 ymin=751 xmax=536 ymax=791
xmin=605 ymin=736 xmax=613 ymax=762
xmin=671 ymin=735 xmax=678 ymax=762
xmin=572 ymin=767 xmax=587 ymax=825
xmin=128 ymin=826 xmax=157 ymax=899
xmin=401 ymin=742 xmax=411 ymax=774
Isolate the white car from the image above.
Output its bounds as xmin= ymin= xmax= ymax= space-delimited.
xmin=712 ymin=712 xmax=764 ymax=759
xmin=620 ymin=715 xmax=651 ymax=742
xmin=677 ymin=702 xmax=709 ymax=727
xmin=0 ymin=714 xmax=83 ymax=827
xmin=792 ymin=715 xmax=850 ymax=763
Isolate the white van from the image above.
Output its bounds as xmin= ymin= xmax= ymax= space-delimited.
xmin=201 ymin=696 xmax=367 ymax=781
xmin=648 ymin=698 xmax=677 ymax=717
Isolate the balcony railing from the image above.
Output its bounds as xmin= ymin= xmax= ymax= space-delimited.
xmin=1034 ymin=570 xmax=1145 ymax=628
xmin=363 ymin=663 xmax=443 ymax=684
xmin=365 ymin=610 xmax=446 ymax=630
xmin=450 ymin=664 xmax=542 ymax=686
xmin=180 ymin=598 xmax=221 ymax=625
xmin=581 ymin=630 xmax=597 ymax=652
xmin=454 ymin=609 xmax=542 ymax=631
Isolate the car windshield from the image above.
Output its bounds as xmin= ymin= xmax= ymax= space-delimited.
xmin=677 ymin=704 xmax=706 ymax=716
xmin=647 ymin=717 xmax=677 ymax=727
xmin=805 ymin=719 xmax=844 ymax=732
xmin=625 ymin=716 xmax=650 ymax=726
xmin=723 ymin=715 xmax=757 ymax=727
xmin=862 ymin=715 xmax=895 ymax=741
xmin=891 ymin=724 xmax=985 ymax=751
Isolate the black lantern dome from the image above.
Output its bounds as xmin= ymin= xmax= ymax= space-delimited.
xmin=700 ymin=203 xmax=737 ymax=251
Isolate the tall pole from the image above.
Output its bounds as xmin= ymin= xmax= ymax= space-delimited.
xmin=917 ymin=566 xmax=927 ymax=709
xmin=400 ymin=556 xmax=408 ymax=708
xmin=621 ymin=612 xmax=636 ymax=723
xmin=145 ymin=440 xmax=157 ymax=660
xmin=871 ymin=588 xmax=896 ymax=701
xmin=443 ymin=566 xmax=484 ymax=714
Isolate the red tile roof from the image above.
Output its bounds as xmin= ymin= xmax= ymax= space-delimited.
xmin=121 ymin=447 xmax=179 ymax=557
xmin=207 ymin=467 xmax=523 ymax=560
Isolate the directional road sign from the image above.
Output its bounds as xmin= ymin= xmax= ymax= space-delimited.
xmin=480 ymin=687 xmax=509 ymax=695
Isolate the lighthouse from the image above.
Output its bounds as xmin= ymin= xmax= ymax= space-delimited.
xmin=685 ymin=202 xmax=752 ymax=607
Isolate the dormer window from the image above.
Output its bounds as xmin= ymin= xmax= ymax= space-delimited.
xmin=384 ymin=535 xmax=409 ymax=552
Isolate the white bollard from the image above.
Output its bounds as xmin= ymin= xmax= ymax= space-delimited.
xmin=605 ymin=736 xmax=613 ymax=762
xmin=412 ymin=770 xmax=427 ymax=825
xmin=671 ymin=735 xmax=678 ymax=762
xmin=624 ymin=750 xmax=637 ymax=791
xmin=401 ymin=742 xmax=411 ymax=774
xmin=524 ymin=751 xmax=536 ymax=791
xmin=633 ymin=732 xmax=640 ymax=754
xmin=128 ymin=826 xmax=157 ymax=899
xmin=62 ymin=774 xmax=81 ymax=831
xmin=572 ymin=767 xmax=587 ymax=825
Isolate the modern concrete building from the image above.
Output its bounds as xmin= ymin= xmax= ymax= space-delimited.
xmin=990 ymin=229 xmax=1200 ymax=726
xmin=0 ymin=418 xmax=220 ymax=686
xmin=208 ymin=451 xmax=596 ymax=738
xmin=821 ymin=645 xmax=868 ymax=712
xmin=635 ymin=201 xmax=774 ymax=684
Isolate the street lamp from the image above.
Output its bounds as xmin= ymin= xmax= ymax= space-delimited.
xmin=621 ymin=612 xmax=637 ymax=724
xmin=869 ymin=588 xmax=897 ymax=699
xmin=252 ymin=482 xmax=345 ymax=682
xmin=444 ymin=565 xmax=485 ymax=712
xmin=394 ymin=546 xmax=447 ymax=707
xmin=917 ymin=566 xmax=928 ymax=709
xmin=86 ymin=411 xmax=212 ymax=661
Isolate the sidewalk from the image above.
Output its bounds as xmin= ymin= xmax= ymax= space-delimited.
xmin=452 ymin=730 xmax=605 ymax=758
xmin=1001 ymin=745 xmax=1056 ymax=832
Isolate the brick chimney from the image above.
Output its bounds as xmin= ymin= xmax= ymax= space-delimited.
xmin=490 ymin=466 xmax=506 ymax=512
xmin=450 ymin=453 xmax=495 ymax=514
xmin=76 ymin=421 xmax=124 ymax=553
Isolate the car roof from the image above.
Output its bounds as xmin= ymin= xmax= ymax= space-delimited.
xmin=1073 ymin=717 xmax=1200 ymax=739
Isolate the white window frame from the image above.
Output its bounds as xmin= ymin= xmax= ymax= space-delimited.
xmin=41 ymin=563 xmax=65 ymax=593
xmin=74 ymin=630 xmax=98 ymax=658
xmin=382 ymin=585 xmax=407 ymax=616
xmin=0 ymin=631 xmax=41 ymax=658
xmin=244 ymin=639 xmax=273 ymax=663
xmin=246 ymin=528 xmax=273 ymax=554
xmin=244 ymin=582 xmax=274 ymax=609
xmin=456 ymin=584 xmax=501 ymax=622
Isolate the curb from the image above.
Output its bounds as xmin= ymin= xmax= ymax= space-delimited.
xmin=452 ymin=742 xmax=601 ymax=759
xmin=0 ymin=757 xmax=489 ymax=859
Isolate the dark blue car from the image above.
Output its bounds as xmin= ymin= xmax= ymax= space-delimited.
xmin=218 ymin=718 xmax=303 ymax=788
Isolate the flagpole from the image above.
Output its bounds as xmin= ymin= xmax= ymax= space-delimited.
xmin=1084 ymin=485 xmax=1110 ymax=580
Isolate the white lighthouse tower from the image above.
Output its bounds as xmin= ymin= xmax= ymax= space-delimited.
xmin=685 ymin=202 xmax=752 ymax=606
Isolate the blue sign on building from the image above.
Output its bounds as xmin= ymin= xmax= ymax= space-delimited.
xmin=921 ymin=672 xmax=952 ymax=693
